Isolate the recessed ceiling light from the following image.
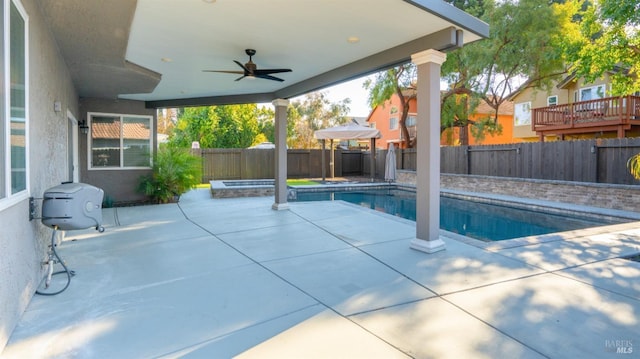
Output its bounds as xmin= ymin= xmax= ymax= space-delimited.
xmin=161 ymin=57 xmax=172 ymax=63
xmin=202 ymin=0 xmax=216 ymax=3
xmin=347 ymin=36 xmax=360 ymax=44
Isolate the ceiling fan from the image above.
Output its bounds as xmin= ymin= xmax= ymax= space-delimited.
xmin=203 ymin=49 xmax=292 ymax=82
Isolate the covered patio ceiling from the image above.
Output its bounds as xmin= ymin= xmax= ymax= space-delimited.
xmin=36 ymin=0 xmax=488 ymax=109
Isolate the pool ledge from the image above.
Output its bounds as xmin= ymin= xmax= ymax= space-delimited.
xmin=210 ymin=179 xmax=275 ymax=198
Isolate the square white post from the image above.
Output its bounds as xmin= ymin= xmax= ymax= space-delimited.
xmin=272 ymin=98 xmax=289 ymax=210
xmin=410 ymin=49 xmax=447 ymax=253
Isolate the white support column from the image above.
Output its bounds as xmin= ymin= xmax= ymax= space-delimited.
xmin=272 ymin=98 xmax=290 ymax=210
xmin=410 ymin=49 xmax=447 ymax=253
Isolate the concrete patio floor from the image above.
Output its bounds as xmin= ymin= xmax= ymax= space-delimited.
xmin=3 ymin=188 xmax=640 ymax=358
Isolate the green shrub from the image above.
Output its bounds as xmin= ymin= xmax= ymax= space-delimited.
xmin=138 ymin=145 xmax=202 ymax=203
xmin=102 ymin=194 xmax=114 ymax=208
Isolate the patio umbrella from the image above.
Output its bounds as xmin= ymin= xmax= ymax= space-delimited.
xmin=314 ymin=123 xmax=381 ymax=181
xmin=384 ymin=143 xmax=397 ymax=182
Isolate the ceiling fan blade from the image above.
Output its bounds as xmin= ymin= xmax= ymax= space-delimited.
xmin=203 ymin=70 xmax=244 ymax=74
xmin=256 ymin=74 xmax=285 ymax=82
xmin=255 ymin=68 xmax=292 ymax=75
xmin=234 ymin=60 xmax=250 ymax=73
xmin=204 ymin=50 xmax=291 ymax=82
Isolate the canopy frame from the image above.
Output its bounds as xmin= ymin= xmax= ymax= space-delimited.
xmin=314 ymin=124 xmax=381 ymax=182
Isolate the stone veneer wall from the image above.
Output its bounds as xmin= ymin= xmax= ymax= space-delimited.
xmin=396 ymin=170 xmax=640 ymax=213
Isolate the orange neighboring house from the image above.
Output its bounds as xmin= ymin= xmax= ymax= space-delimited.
xmin=366 ymin=92 xmax=516 ymax=149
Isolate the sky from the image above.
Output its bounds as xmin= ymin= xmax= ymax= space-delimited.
xmin=318 ymin=76 xmax=374 ymax=118
xmin=291 ymin=75 xmax=375 ymax=118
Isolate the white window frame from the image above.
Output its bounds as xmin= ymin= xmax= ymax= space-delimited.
xmin=547 ymin=95 xmax=558 ymax=107
xmin=514 ymin=102 xmax=531 ymax=126
xmin=406 ymin=114 xmax=417 ymax=127
xmin=579 ymin=84 xmax=606 ymax=101
xmin=389 ymin=117 xmax=399 ymax=130
xmin=1 ymin=0 xmax=29 ymax=211
xmin=88 ymin=112 xmax=153 ymax=170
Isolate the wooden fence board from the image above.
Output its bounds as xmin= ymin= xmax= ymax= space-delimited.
xmin=439 ymin=138 xmax=640 ymax=184
xmin=196 ymin=138 xmax=640 ymax=185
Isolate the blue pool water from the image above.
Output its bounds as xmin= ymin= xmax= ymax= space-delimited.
xmin=292 ymin=189 xmax=624 ymax=241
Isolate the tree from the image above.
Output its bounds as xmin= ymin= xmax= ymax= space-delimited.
xmin=561 ymin=0 xmax=640 ymax=177
xmin=157 ymin=108 xmax=176 ymax=135
xmin=168 ymin=104 xmax=266 ymax=148
xmin=256 ymin=106 xmax=277 ymax=143
xmin=364 ymin=65 xmax=416 ymax=148
xmin=287 ymin=92 xmax=351 ymax=149
xmin=365 ymin=0 xmax=571 ymax=146
xmin=212 ymin=104 xmax=260 ymax=148
xmin=440 ymin=0 xmax=570 ymax=145
xmin=169 ymin=106 xmax=215 ymax=148
xmin=563 ymin=0 xmax=640 ymax=95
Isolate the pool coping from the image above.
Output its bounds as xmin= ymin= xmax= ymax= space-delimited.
xmin=210 ymin=180 xmax=640 ymax=250
xmin=289 ymin=182 xmax=640 ymax=250
xmin=291 ymin=182 xmax=640 ymax=221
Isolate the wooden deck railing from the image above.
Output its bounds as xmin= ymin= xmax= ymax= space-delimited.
xmin=531 ymin=95 xmax=640 ymax=139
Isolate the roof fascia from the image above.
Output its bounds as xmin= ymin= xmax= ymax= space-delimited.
xmin=404 ymin=0 xmax=489 ymax=40
xmin=145 ymin=92 xmax=275 ymax=109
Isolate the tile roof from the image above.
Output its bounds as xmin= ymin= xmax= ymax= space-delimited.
xmin=92 ymin=121 xmax=150 ymax=140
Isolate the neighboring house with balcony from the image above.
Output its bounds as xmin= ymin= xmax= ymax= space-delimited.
xmin=510 ymin=72 xmax=640 ymax=142
xmin=366 ymin=92 xmax=515 ymax=148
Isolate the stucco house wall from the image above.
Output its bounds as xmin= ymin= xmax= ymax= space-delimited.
xmin=440 ymin=100 xmax=515 ymax=145
xmin=79 ymin=98 xmax=155 ymax=204
xmin=1 ymin=1 xmax=157 ymax=351
xmin=369 ymin=93 xmax=517 ymax=146
xmin=366 ymin=93 xmax=418 ymax=150
xmin=0 ymin=0 xmax=80 ymax=350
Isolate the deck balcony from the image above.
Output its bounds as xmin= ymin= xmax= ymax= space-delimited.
xmin=531 ymin=95 xmax=640 ymax=141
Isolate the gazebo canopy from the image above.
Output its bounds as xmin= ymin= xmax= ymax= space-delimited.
xmin=314 ymin=123 xmax=381 ymax=140
xmin=314 ymin=123 xmax=381 ymax=182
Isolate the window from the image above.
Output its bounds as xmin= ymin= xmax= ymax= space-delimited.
xmin=406 ymin=115 xmax=416 ymax=127
xmin=389 ymin=117 xmax=398 ymax=130
xmin=1 ymin=0 xmax=28 ymax=204
xmin=580 ymin=85 xmax=606 ymax=101
xmin=0 ymin=0 xmax=5 ymax=199
xmin=514 ymin=102 xmax=531 ymax=126
xmin=547 ymin=96 xmax=558 ymax=107
xmin=89 ymin=113 xmax=152 ymax=169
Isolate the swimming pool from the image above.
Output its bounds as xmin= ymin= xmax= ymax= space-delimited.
xmin=291 ymin=188 xmax=628 ymax=241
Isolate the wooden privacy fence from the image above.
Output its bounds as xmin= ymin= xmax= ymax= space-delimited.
xmin=195 ymin=148 xmax=380 ymax=181
xmin=196 ymin=138 xmax=640 ymax=185
xmin=434 ymin=138 xmax=640 ymax=185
